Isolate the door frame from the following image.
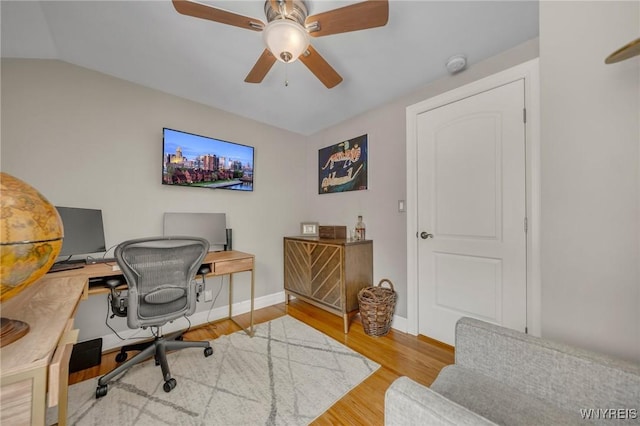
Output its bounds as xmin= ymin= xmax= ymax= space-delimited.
xmin=406 ymin=58 xmax=541 ymax=338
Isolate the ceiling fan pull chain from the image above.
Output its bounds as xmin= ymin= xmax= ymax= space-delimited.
xmin=284 ymin=63 xmax=289 ymax=87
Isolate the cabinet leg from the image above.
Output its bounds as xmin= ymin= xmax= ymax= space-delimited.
xmin=343 ymin=313 xmax=349 ymax=334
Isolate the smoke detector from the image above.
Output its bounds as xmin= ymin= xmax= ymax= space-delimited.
xmin=446 ymin=55 xmax=467 ymax=74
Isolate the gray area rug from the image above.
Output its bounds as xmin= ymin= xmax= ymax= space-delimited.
xmin=50 ymin=315 xmax=379 ymax=425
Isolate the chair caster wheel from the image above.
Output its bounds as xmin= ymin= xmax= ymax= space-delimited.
xmin=96 ymin=384 xmax=108 ymax=398
xmin=115 ymin=352 xmax=128 ymax=363
xmin=163 ymin=378 xmax=177 ymax=393
xmin=204 ymin=347 xmax=213 ymax=357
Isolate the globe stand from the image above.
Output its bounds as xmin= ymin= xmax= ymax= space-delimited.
xmin=0 ymin=317 xmax=30 ymax=348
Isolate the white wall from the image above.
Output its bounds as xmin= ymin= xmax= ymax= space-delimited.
xmin=540 ymin=1 xmax=640 ymax=362
xmin=1 ymin=59 xmax=307 ymax=342
xmin=304 ymin=39 xmax=539 ymax=319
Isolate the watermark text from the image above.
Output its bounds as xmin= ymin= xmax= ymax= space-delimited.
xmin=580 ymin=408 xmax=638 ymax=420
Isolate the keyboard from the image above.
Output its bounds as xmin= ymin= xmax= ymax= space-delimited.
xmin=48 ymin=263 xmax=85 ymax=273
xmin=86 ymin=257 xmax=117 ymax=265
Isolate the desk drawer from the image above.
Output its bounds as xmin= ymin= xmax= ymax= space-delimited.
xmin=215 ymin=258 xmax=253 ymax=274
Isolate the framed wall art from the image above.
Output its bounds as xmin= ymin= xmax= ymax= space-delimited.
xmin=300 ymin=222 xmax=319 ymax=236
xmin=318 ymin=134 xmax=368 ymax=194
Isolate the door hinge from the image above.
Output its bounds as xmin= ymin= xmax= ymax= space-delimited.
xmin=523 ymin=108 xmax=527 ymax=123
xmin=524 ymin=217 xmax=528 ymax=233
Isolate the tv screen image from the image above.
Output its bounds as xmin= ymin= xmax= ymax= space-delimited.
xmin=162 ymin=128 xmax=254 ymax=191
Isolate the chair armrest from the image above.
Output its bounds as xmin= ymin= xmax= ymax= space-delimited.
xmin=384 ymin=377 xmax=497 ymax=426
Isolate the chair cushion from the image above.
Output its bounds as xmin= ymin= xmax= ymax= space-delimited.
xmin=143 ymin=287 xmax=186 ymax=304
xmin=431 ymin=365 xmax=580 ymax=425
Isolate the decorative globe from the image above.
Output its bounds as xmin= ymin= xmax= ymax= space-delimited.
xmin=0 ymin=172 xmax=63 ymax=302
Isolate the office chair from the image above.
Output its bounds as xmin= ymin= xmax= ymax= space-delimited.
xmin=96 ymin=237 xmax=213 ymax=398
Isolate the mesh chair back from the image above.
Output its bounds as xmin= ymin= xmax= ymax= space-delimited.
xmin=115 ymin=237 xmax=209 ymax=329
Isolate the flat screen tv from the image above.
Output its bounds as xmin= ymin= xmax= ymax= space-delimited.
xmin=162 ymin=128 xmax=254 ymax=191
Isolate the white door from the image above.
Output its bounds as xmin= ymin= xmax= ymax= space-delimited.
xmin=416 ymin=79 xmax=527 ymax=345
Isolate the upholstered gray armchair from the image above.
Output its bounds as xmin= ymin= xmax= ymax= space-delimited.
xmin=96 ymin=237 xmax=213 ymax=398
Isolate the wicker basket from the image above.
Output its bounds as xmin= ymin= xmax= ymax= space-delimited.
xmin=358 ymin=279 xmax=397 ymax=337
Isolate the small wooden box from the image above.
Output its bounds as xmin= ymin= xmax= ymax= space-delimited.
xmin=319 ymin=225 xmax=347 ymax=239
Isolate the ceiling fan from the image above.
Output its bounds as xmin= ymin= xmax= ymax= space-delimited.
xmin=172 ymin=0 xmax=389 ymax=88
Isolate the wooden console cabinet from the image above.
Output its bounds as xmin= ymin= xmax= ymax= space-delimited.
xmin=284 ymin=236 xmax=373 ymax=333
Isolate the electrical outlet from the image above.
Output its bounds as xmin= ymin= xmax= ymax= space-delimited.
xmin=204 ymin=290 xmax=213 ymax=302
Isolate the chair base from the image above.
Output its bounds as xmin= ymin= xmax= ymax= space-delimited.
xmin=96 ymin=331 xmax=213 ymax=398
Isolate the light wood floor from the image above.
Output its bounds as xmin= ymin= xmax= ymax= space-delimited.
xmin=69 ymin=299 xmax=455 ymax=425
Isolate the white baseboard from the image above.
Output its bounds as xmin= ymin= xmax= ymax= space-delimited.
xmin=100 ymin=291 xmax=408 ymax=352
xmin=390 ymin=315 xmax=408 ymax=333
xmin=100 ymin=291 xmax=286 ymax=352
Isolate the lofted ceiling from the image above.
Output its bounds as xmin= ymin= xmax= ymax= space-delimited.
xmin=1 ymin=1 xmax=538 ymax=135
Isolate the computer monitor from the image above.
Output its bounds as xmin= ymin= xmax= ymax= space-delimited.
xmin=56 ymin=206 xmax=107 ymax=258
xmin=163 ymin=212 xmax=227 ymax=251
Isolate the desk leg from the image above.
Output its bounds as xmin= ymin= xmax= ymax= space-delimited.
xmin=228 ymin=273 xmax=233 ymax=320
xmin=249 ymin=268 xmax=254 ymax=336
xmin=225 ymin=271 xmax=254 ymax=337
xmin=33 ymin=367 xmax=47 ymax=426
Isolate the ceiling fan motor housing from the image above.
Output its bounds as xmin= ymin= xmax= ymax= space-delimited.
xmin=264 ymin=0 xmax=308 ymax=25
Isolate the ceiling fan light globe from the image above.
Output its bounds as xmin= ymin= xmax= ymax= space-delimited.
xmin=263 ymin=19 xmax=309 ymax=63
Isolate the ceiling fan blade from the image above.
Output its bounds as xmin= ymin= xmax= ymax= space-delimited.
xmin=305 ymin=0 xmax=388 ymax=37
xmin=172 ymin=0 xmax=264 ymax=31
xmin=605 ymin=37 xmax=640 ymax=64
xmin=245 ymin=50 xmax=277 ymax=83
xmin=298 ymin=45 xmax=343 ymax=88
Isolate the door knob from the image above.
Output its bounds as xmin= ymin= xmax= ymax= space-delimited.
xmin=420 ymin=232 xmax=434 ymax=239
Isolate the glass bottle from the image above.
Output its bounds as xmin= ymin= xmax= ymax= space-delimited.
xmin=355 ymin=215 xmax=366 ymax=240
